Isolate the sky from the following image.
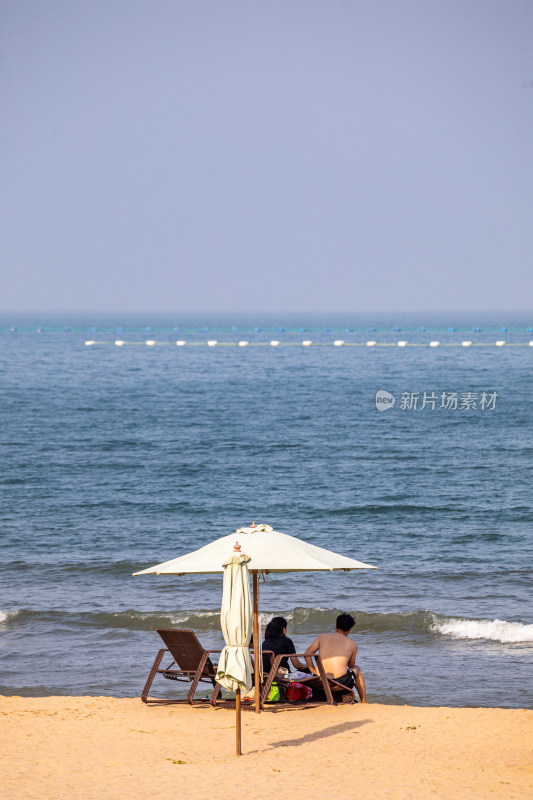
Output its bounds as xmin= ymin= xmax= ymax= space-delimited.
xmin=1 ymin=0 xmax=532 ymax=313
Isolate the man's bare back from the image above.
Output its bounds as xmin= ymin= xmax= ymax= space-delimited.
xmin=305 ymin=631 xmax=357 ymax=679
xmin=304 ymin=613 xmax=367 ymax=703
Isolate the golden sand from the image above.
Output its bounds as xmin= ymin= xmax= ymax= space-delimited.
xmin=1 ymin=696 xmax=531 ymax=800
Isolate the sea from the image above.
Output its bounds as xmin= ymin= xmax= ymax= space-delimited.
xmin=1 ymin=313 xmax=532 ymax=708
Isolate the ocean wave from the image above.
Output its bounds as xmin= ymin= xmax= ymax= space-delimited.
xmin=317 ymin=504 xmax=533 ymax=523
xmin=3 ymin=606 xmax=532 ymax=642
xmin=0 ymin=608 xmax=222 ymax=631
xmin=327 ymin=504 xmax=459 ymax=515
xmin=431 ymin=616 xmax=533 ymax=644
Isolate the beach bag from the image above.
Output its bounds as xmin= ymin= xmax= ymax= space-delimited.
xmin=286 ymin=682 xmax=312 ymax=702
xmin=267 ymin=682 xmax=286 ymax=703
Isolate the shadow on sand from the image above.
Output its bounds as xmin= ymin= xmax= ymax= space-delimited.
xmin=269 ymin=718 xmax=372 ymax=749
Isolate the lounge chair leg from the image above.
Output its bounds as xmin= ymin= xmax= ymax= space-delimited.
xmin=316 ymin=656 xmax=334 ymax=705
xmin=209 ymin=683 xmax=221 ymax=706
xmin=187 ymin=651 xmax=209 ymax=704
xmin=141 ymin=649 xmax=167 ymax=703
xmin=354 ymin=667 xmax=367 ymax=703
xmin=260 ymin=654 xmax=282 ymax=706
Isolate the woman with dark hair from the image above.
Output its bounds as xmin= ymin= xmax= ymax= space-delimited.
xmin=262 ymin=616 xmax=308 ymax=673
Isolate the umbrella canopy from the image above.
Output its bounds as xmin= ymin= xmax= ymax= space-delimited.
xmin=215 ymin=549 xmax=253 ymax=693
xmin=133 ymin=523 xmax=376 ymax=575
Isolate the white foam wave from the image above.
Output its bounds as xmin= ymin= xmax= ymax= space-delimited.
xmin=0 ymin=610 xmax=9 ymax=623
xmin=168 ymin=610 xmax=218 ymax=624
xmin=433 ymin=617 xmax=533 ymax=643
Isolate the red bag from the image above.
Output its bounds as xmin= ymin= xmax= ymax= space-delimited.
xmin=286 ymin=682 xmax=312 ymax=701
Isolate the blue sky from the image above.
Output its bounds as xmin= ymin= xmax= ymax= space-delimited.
xmin=1 ymin=0 xmax=532 ymax=312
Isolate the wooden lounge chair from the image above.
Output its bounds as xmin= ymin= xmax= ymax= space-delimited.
xmin=260 ymin=652 xmax=357 ymax=705
xmin=141 ymin=629 xmax=222 ymax=704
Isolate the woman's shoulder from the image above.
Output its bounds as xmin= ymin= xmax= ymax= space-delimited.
xmin=262 ymin=634 xmax=294 ymax=650
xmin=280 ymin=634 xmax=296 ymax=650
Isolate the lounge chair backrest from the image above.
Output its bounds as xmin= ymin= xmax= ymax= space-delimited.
xmin=156 ymin=629 xmax=216 ymax=675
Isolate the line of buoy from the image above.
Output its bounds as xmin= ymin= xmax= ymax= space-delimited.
xmin=84 ymin=340 xmax=533 ymax=348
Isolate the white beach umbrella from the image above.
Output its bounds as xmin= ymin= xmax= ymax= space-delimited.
xmin=134 ymin=522 xmax=376 ymax=713
xmin=215 ymin=543 xmax=253 ymax=755
xmin=133 ymin=523 xmax=376 ymax=575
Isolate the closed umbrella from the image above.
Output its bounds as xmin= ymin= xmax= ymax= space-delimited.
xmin=134 ymin=522 xmax=376 ymax=712
xmin=215 ymin=542 xmax=253 ymax=755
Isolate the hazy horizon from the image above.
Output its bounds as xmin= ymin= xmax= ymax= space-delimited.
xmin=1 ymin=309 xmax=531 ymax=326
xmin=2 ymin=308 xmax=533 ymax=317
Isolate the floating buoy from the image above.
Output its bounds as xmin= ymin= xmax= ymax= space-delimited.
xmin=270 ymin=340 xmax=280 ymax=346
xmin=207 ymin=340 xmax=217 ymax=346
xmin=146 ymin=340 xmax=156 ymax=346
xmin=85 ymin=340 xmax=96 ymax=346
xmin=366 ymin=341 xmax=376 ymax=346
xmin=448 ymin=327 xmax=455 ymax=332
xmin=238 ymin=341 xmax=248 ymax=347
xmin=397 ymin=341 xmax=407 ymax=347
xmin=334 ymin=340 xmax=344 ymax=346
xmin=462 ymin=341 xmax=472 ymax=346
xmin=174 ymin=327 xmax=180 ymax=333
xmin=115 ymin=340 xmax=125 ymax=346
xmin=474 ymin=328 xmax=481 ymax=333
xmin=495 ymin=340 xmax=505 ymax=346
xmin=176 ymin=340 xmax=186 ymax=346
xmin=430 ymin=341 xmax=440 ymax=347
xmin=302 ymin=340 xmax=312 ymax=346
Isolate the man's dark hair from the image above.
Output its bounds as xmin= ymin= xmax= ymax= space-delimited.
xmin=336 ymin=613 xmax=355 ymax=632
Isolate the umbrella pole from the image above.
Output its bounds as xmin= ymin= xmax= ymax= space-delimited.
xmin=252 ymin=570 xmax=261 ymax=714
xmin=236 ymin=688 xmax=242 ymax=755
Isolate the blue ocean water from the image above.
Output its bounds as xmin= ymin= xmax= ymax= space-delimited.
xmin=0 ymin=313 xmax=532 ymax=708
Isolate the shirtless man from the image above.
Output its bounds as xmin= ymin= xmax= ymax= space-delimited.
xmin=304 ymin=613 xmax=367 ymax=703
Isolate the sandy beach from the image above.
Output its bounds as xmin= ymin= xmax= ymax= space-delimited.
xmin=1 ymin=697 xmax=531 ymax=800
